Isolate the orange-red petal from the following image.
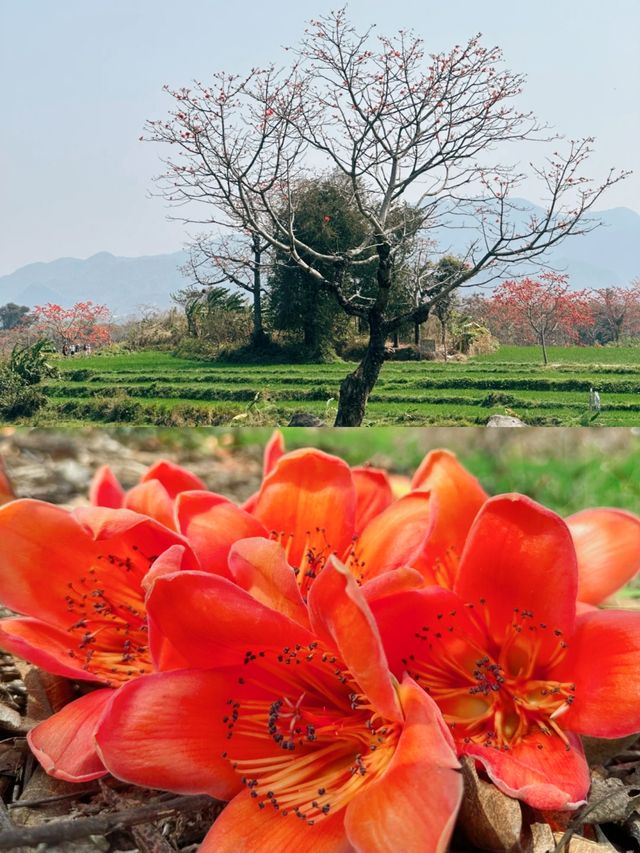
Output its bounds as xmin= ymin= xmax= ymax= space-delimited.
xmin=124 ymin=480 xmax=175 ymax=530
xmin=28 ymin=689 xmax=113 ymax=782
xmin=71 ymin=505 xmax=197 ymax=567
xmin=147 ymin=571 xmax=314 ymax=670
xmin=250 ymin=449 xmax=356 ymax=569
xmin=228 ymin=538 xmax=309 ymax=627
xmin=141 ymin=459 xmax=206 ymax=498
xmin=0 ymin=618 xmax=107 ymax=682
xmin=410 ymin=450 xmax=487 ymax=588
xmin=345 ymin=677 xmax=461 ymax=853
xmin=141 ymin=544 xmax=191 ymax=593
xmin=361 ymin=567 xmax=425 ymax=603
xmin=352 ymin=467 xmax=393 ymax=533
xmin=263 ymin=429 xmax=285 ymax=477
xmin=89 ymin=465 xmax=125 ymax=508
xmin=0 ymin=501 xmax=110 ymax=626
xmin=307 ymin=559 xmax=403 ymax=723
xmin=350 ymin=491 xmax=434 ymax=581
xmin=455 ymin=495 xmax=577 ymax=664
xmin=552 ymin=609 xmax=640 ymax=738
xmin=465 ymin=730 xmax=589 ymax=810
xmin=567 ymin=508 xmax=640 ymax=605
xmin=95 ymin=669 xmax=241 ymax=799
xmin=176 ymin=491 xmax=267 ymax=578
xmin=200 ymin=790 xmax=352 ymax=853
xmin=411 ymin=449 xmax=487 ymax=543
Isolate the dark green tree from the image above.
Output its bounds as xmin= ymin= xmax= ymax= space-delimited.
xmin=268 ymin=175 xmax=373 ymax=359
xmin=0 ymin=303 xmax=31 ymax=330
xmin=429 ymin=257 xmax=468 ymax=360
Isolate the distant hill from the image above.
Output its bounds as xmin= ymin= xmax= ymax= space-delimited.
xmin=0 ymin=251 xmax=188 ymax=317
xmin=1 ymin=203 xmax=638 ymax=316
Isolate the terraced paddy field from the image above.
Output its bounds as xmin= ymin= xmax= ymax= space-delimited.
xmin=15 ymin=344 xmax=638 ymax=426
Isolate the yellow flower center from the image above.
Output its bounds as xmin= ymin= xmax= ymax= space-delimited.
xmin=222 ymin=642 xmax=399 ymax=823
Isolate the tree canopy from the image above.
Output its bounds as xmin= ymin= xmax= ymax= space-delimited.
xmin=146 ymin=9 xmax=626 ymax=423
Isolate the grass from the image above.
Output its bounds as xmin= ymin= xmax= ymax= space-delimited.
xmin=473 ymin=344 xmax=640 ymax=364
xmin=5 ymin=344 xmax=640 ymax=426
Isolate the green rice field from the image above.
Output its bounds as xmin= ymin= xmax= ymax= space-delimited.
xmin=14 ymin=344 xmax=639 ymax=426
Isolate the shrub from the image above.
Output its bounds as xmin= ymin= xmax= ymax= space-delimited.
xmin=385 ymin=345 xmax=422 ymax=361
xmin=216 ymin=339 xmax=336 ymax=365
xmin=480 ymin=391 xmax=518 ymax=407
xmin=339 ymin=343 xmax=368 ymax=362
xmin=9 ymin=340 xmax=58 ymax=384
xmin=173 ymin=338 xmax=220 ymax=360
xmin=0 ymin=369 xmax=46 ymax=420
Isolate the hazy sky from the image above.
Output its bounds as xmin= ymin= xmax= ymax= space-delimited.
xmin=1 ymin=0 xmax=638 ymax=275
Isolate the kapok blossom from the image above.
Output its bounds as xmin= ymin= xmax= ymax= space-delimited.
xmin=370 ymin=494 xmax=640 ymax=809
xmin=91 ymin=436 xmax=640 ymax=601
xmin=91 ymin=435 xmax=403 ymax=544
xmin=90 ymin=459 xmax=206 ymax=530
xmin=174 ymin=447 xmax=437 ymax=596
xmin=0 ymin=499 xmax=197 ymax=781
xmin=87 ymin=434 xmax=488 ymax=593
xmin=394 ymin=445 xmax=640 ymax=602
xmin=95 ymin=560 xmax=462 ymax=853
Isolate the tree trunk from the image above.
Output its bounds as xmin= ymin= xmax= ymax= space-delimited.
xmin=334 ymin=318 xmax=386 ymax=426
xmin=414 ymin=320 xmax=421 ymax=346
xmin=540 ymin=332 xmax=548 ymax=365
xmin=335 ymin=237 xmax=392 ymax=426
xmin=614 ymin=317 xmax=622 ymax=344
xmin=441 ymin=321 xmax=447 ymax=362
xmin=392 ymin=330 xmax=399 ymax=348
xmin=250 ymin=236 xmax=268 ymax=346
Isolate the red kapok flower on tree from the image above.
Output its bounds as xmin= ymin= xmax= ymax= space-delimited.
xmin=95 ymin=560 xmax=462 ymax=852
xmin=370 ymin=494 xmax=640 ymax=809
xmin=0 ymin=500 xmax=197 ymax=782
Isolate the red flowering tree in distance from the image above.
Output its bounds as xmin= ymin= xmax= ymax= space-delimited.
xmin=145 ymin=9 xmax=626 ymax=425
xmin=490 ymin=274 xmax=593 ymax=364
xmin=30 ymin=302 xmax=111 ymax=351
xmin=589 ymin=280 xmax=640 ymax=343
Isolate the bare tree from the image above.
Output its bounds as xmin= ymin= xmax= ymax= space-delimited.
xmin=182 ymin=232 xmax=270 ymax=344
xmin=145 ymin=9 xmax=627 ymax=425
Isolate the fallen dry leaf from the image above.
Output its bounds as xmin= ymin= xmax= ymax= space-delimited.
xmin=582 ymin=774 xmax=640 ymax=825
xmin=525 ymin=821 xmax=555 ymax=853
xmin=458 ymin=756 xmax=523 ymax=852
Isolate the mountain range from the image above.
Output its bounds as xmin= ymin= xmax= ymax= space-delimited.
xmin=0 ymin=251 xmax=189 ymax=317
xmin=1 ymin=203 xmax=638 ymax=316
